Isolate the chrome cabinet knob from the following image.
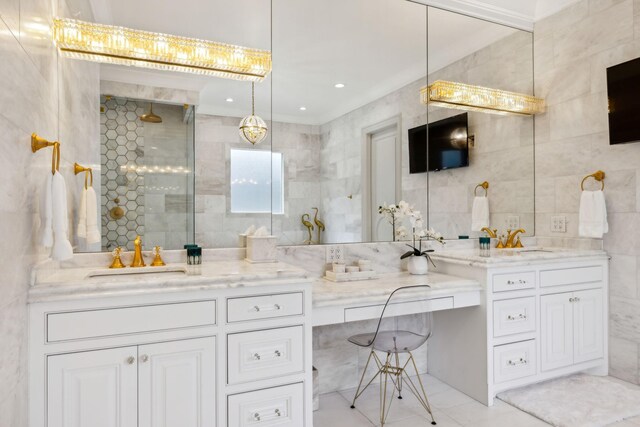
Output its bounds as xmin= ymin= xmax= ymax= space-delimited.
xmin=140 ymin=354 xmax=149 ymax=363
xmin=126 ymin=356 xmax=135 ymax=365
xmin=275 ymin=409 xmax=281 ymax=417
xmin=253 ymin=306 xmax=260 ymax=312
xmin=274 ymin=350 xmax=282 ymax=357
xmin=253 ymin=353 xmax=261 ymax=360
xmin=253 ymin=412 xmax=261 ymax=421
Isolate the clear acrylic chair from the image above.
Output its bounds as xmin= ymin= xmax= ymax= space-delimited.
xmin=348 ymin=285 xmax=436 ymax=426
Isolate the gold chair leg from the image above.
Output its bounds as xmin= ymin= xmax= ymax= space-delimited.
xmin=400 ymin=351 xmax=436 ymax=425
xmin=380 ymin=352 xmax=397 ymax=427
xmin=351 ymin=350 xmax=381 ymax=409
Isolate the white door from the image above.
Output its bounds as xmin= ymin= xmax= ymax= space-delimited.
xmin=138 ymin=337 xmax=216 ymax=427
xmin=573 ymin=288 xmax=604 ymax=364
xmin=370 ymin=128 xmax=398 ymax=241
xmin=47 ymin=347 xmax=138 ymax=427
xmin=540 ymin=293 xmax=574 ymax=371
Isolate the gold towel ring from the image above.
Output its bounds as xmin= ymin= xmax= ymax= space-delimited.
xmin=474 ymin=181 xmax=489 ymax=197
xmin=580 ymin=170 xmax=605 ymax=191
xmin=31 ymin=134 xmax=60 ymax=174
xmin=74 ymin=162 xmax=93 ymax=189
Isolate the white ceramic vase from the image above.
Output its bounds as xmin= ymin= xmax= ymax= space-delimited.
xmin=407 ymin=256 xmax=429 ymax=275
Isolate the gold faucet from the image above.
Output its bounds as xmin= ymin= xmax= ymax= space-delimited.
xmin=109 ymin=247 xmax=125 ymax=269
xmin=481 ymin=227 xmax=497 ymax=238
xmin=505 ymin=229 xmax=525 ymax=248
xmin=130 ymin=235 xmax=146 ymax=267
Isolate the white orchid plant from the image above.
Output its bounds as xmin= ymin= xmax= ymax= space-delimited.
xmin=379 ymin=201 xmax=445 ymax=263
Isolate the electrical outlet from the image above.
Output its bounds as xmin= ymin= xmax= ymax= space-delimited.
xmin=325 ymin=245 xmax=345 ymax=264
xmin=506 ymin=215 xmax=520 ymax=230
xmin=551 ymin=215 xmax=567 ymax=233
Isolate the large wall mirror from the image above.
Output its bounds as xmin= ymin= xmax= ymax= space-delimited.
xmin=63 ymin=0 xmax=534 ymax=253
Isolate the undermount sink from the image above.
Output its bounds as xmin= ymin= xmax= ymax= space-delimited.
xmin=86 ymin=265 xmax=188 ymax=278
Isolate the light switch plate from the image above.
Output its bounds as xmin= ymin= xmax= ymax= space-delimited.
xmin=326 ymin=245 xmax=345 ymax=263
xmin=506 ymin=216 xmax=520 ymax=230
xmin=551 ymin=215 xmax=567 ymax=233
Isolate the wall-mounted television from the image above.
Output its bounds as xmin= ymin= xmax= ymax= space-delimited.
xmin=408 ymin=113 xmax=469 ymax=173
xmin=607 ymin=57 xmax=640 ymax=145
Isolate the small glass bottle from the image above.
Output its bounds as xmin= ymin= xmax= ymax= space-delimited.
xmin=187 ymin=246 xmax=202 ymax=275
xmin=479 ymin=237 xmax=491 ymax=257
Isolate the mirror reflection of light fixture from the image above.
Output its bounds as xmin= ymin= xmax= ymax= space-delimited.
xmin=53 ymin=18 xmax=271 ymax=82
xmin=239 ymin=82 xmax=268 ymax=145
xmin=450 ymin=127 xmax=468 ymax=149
xmin=421 ymin=80 xmax=545 ymax=116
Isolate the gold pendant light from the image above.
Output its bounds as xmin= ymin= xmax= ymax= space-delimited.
xmin=239 ymin=82 xmax=268 ymax=145
xmin=421 ymin=80 xmax=545 ymax=116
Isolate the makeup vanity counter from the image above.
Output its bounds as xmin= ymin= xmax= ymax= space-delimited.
xmin=426 ymin=246 xmax=609 ymax=406
xmin=312 ymin=271 xmax=482 ymax=326
xmin=28 ymin=260 xmax=314 ymax=427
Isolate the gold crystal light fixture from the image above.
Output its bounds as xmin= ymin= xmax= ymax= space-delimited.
xmin=421 ymin=80 xmax=545 ymax=116
xmin=53 ymin=18 xmax=271 ymax=82
xmin=239 ymin=82 xmax=268 ymax=145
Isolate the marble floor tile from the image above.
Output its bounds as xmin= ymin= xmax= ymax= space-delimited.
xmin=314 ymin=392 xmax=374 ymax=427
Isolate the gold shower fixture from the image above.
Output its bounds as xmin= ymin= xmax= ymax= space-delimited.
xmin=140 ymin=103 xmax=163 ymax=123
xmin=52 ymin=18 xmax=271 ymax=82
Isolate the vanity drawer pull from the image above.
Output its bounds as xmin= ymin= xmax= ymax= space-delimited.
xmin=507 ymin=357 xmax=528 ymax=366
xmin=227 ymin=293 xmax=303 ymax=323
xmin=253 ymin=408 xmax=282 ymax=422
xmin=126 ymin=356 xmax=135 ymax=365
xmin=252 ymin=304 xmax=282 ymax=312
xmin=507 ymin=314 xmax=527 ymax=321
xmin=251 ymin=349 xmax=283 ymax=361
xmin=493 ymin=272 xmax=536 ymax=292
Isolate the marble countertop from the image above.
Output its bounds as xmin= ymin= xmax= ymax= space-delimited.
xmin=430 ymin=247 xmax=608 ymax=268
xmin=313 ymin=271 xmax=481 ymax=308
xmin=29 ymin=261 xmax=311 ymax=303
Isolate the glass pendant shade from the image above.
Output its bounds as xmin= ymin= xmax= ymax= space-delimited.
xmin=239 ymin=82 xmax=268 ymax=145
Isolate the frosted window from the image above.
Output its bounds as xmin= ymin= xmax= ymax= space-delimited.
xmin=230 ymin=149 xmax=284 ymax=214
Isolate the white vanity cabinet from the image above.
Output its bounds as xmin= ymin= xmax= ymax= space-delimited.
xmin=29 ymin=279 xmax=313 ymax=427
xmin=429 ymin=255 xmax=609 ymax=406
xmin=47 ymin=337 xmax=216 ymax=427
xmin=541 ymin=288 xmax=604 ymax=371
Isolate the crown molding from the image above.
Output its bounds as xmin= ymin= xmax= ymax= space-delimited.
xmin=411 ymin=0 xmax=534 ymax=31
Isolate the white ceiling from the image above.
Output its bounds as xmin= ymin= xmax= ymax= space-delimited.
xmin=90 ymin=0 xmax=574 ymax=125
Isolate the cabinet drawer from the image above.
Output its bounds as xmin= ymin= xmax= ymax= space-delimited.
xmin=493 ymin=340 xmax=536 ymax=384
xmin=227 ymin=326 xmax=304 ymax=385
xmin=344 ymin=297 xmax=453 ymax=323
xmin=227 ymin=293 xmax=303 ymax=323
xmin=493 ymin=297 xmax=536 ymax=338
xmin=540 ymin=266 xmax=603 ymax=288
xmin=492 ymin=271 xmax=535 ymax=292
xmin=47 ymin=300 xmax=216 ymax=342
xmin=228 ymin=383 xmax=304 ymax=426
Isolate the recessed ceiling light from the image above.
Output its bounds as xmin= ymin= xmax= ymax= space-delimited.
xmin=334 ymin=83 xmax=345 ymax=88
xmin=226 ymin=98 xmax=234 ymax=102
xmin=299 ymin=106 xmax=307 ymax=111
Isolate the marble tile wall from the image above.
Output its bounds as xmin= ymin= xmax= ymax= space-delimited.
xmin=533 ymin=0 xmax=640 ymax=384
xmin=195 ymin=114 xmax=321 ymax=247
xmin=0 ymin=0 xmax=99 ymax=423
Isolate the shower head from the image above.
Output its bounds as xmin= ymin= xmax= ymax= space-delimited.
xmin=140 ymin=103 xmax=162 ymax=123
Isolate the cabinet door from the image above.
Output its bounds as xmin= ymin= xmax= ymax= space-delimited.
xmin=138 ymin=337 xmax=216 ymax=427
xmin=47 ymin=347 xmax=138 ymax=427
xmin=574 ymin=288 xmax=604 ymax=364
xmin=540 ymin=293 xmax=574 ymax=371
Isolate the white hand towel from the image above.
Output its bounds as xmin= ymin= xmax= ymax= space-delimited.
xmin=51 ymin=172 xmax=73 ymax=261
xmin=40 ymin=173 xmax=53 ymax=248
xmin=471 ymin=196 xmax=490 ymax=231
xmin=579 ymin=190 xmax=609 ymax=238
xmin=77 ymin=187 xmax=87 ymax=239
xmin=85 ymin=186 xmax=101 ymax=245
